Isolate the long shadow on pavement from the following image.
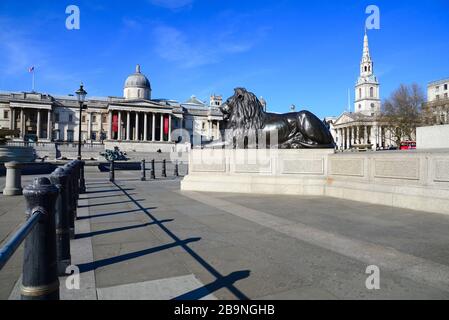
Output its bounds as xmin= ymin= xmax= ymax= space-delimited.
xmin=75 ymin=219 xmax=174 ymax=239
xmin=78 ymin=199 xmax=145 ymax=208
xmin=77 ymin=208 xmax=157 ymax=220
xmin=78 ymin=238 xmax=201 ymax=273
xmin=85 ymin=193 xmax=139 ymax=201
xmin=85 ymin=188 xmax=134 ymax=194
xmin=112 ymin=182 xmax=251 ymax=300
xmin=173 ymin=271 xmax=251 ymax=300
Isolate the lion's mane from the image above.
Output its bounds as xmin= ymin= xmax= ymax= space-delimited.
xmin=225 ymin=88 xmax=265 ymax=141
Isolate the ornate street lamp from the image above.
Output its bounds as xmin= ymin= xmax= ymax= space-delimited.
xmin=75 ymin=83 xmax=87 ymax=160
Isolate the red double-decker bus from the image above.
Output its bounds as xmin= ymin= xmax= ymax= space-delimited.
xmin=400 ymin=141 xmax=416 ymax=150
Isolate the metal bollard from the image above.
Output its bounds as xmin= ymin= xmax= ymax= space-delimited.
xmin=162 ymin=159 xmax=167 ymax=178
xmin=174 ymin=160 xmax=179 ymax=177
xmin=151 ymin=159 xmax=156 ymax=180
xmin=141 ymin=159 xmax=146 ymax=181
xmin=3 ymin=161 xmax=23 ymax=196
xmin=79 ymin=161 xmax=86 ymax=194
xmin=72 ymin=161 xmax=80 ymax=199
xmin=109 ymin=160 xmax=115 ymax=182
xmin=50 ymin=168 xmax=71 ymax=276
xmin=63 ymin=164 xmax=76 ymax=239
xmin=21 ymin=177 xmax=59 ymax=300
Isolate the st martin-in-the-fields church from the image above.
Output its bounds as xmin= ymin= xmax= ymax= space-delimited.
xmin=331 ymin=30 xmax=395 ymax=151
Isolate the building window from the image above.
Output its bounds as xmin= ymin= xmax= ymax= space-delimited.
xmin=436 ymin=86 xmax=440 ymax=92
xmin=359 ymin=88 xmax=362 ymax=99
xmin=3 ymin=110 xmax=9 ymax=119
xmin=82 ymin=115 xmax=86 ymax=122
xmin=371 ymin=103 xmax=375 ymax=109
xmin=102 ymin=114 xmax=107 ymax=123
xmin=69 ymin=115 xmax=73 ymax=123
xmin=359 ymin=104 xmax=362 ymax=110
xmin=364 ymin=66 xmax=367 ymax=72
xmin=445 ymin=93 xmax=448 ymax=99
xmin=370 ymin=87 xmax=374 ymax=98
xmin=55 ymin=113 xmax=60 ymax=122
xmin=92 ymin=115 xmax=97 ymax=123
xmin=445 ymin=84 xmax=448 ymax=91
xmin=436 ymin=95 xmax=440 ymax=101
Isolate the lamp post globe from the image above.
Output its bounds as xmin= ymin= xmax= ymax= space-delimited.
xmin=75 ymin=83 xmax=87 ymax=160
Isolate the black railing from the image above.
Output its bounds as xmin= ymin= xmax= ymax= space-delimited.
xmin=106 ymin=159 xmax=182 ymax=182
xmin=0 ymin=159 xmax=85 ymax=300
xmin=0 ymin=211 xmax=42 ymax=270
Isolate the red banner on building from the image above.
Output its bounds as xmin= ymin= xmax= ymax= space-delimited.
xmin=164 ymin=116 xmax=169 ymax=135
xmin=112 ymin=115 xmax=119 ymax=133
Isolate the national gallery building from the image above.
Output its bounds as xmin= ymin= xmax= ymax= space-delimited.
xmin=0 ymin=65 xmax=223 ymax=152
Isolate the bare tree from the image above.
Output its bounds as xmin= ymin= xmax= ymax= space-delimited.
xmin=378 ymin=84 xmax=424 ymax=147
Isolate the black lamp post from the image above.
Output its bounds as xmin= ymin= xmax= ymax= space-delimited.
xmin=75 ymin=83 xmax=87 ymax=160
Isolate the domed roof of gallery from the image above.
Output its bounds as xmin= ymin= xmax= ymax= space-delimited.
xmin=124 ymin=65 xmax=151 ymax=89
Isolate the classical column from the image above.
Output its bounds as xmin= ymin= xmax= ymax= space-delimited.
xmin=345 ymin=127 xmax=348 ymax=149
xmin=349 ymin=127 xmax=353 ymax=148
xmin=371 ymin=125 xmax=378 ymax=149
xmin=209 ymin=120 xmax=212 ymax=139
xmin=135 ymin=112 xmax=140 ymax=141
xmin=152 ymin=113 xmax=156 ymax=142
xmin=160 ymin=114 xmax=164 ymax=142
xmin=108 ymin=112 xmax=113 ymax=140
xmin=11 ymin=109 xmax=15 ymax=131
xmin=144 ymin=113 xmax=148 ymax=141
xmin=20 ymin=109 xmax=24 ymax=138
xmin=168 ymin=114 xmax=172 ymax=142
xmin=353 ymin=126 xmax=358 ymax=145
xmin=88 ymin=113 xmax=93 ymax=141
xmin=36 ymin=110 xmax=41 ymax=139
xmin=126 ymin=112 xmax=131 ymax=140
xmin=118 ymin=111 xmax=122 ymax=140
xmin=364 ymin=126 xmax=368 ymax=144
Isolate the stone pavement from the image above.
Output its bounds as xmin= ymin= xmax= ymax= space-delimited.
xmin=2 ymin=167 xmax=449 ymax=299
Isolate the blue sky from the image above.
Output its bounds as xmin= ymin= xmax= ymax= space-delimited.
xmin=0 ymin=0 xmax=448 ymax=118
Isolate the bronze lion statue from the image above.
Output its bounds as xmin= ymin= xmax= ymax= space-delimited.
xmin=204 ymin=88 xmax=335 ymax=149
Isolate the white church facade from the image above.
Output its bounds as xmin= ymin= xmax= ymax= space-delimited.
xmin=331 ymin=31 xmax=395 ymax=150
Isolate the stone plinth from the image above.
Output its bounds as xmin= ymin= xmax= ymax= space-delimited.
xmin=417 ymin=125 xmax=449 ymax=149
xmin=3 ymin=161 xmax=23 ymax=196
xmin=181 ymin=149 xmax=449 ymax=215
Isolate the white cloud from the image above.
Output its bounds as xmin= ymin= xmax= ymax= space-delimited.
xmin=152 ymin=23 xmax=269 ymax=68
xmin=149 ymin=0 xmax=194 ymax=10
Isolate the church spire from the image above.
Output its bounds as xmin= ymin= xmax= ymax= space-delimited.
xmin=363 ymin=28 xmax=371 ymax=61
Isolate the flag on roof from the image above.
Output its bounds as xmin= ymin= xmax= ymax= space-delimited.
xmin=28 ymin=66 xmax=35 ymax=73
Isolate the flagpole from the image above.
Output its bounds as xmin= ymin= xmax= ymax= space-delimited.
xmin=32 ymin=70 xmax=35 ymax=92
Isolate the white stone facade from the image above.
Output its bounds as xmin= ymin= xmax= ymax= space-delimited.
xmin=0 ymin=65 xmax=223 ymax=151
